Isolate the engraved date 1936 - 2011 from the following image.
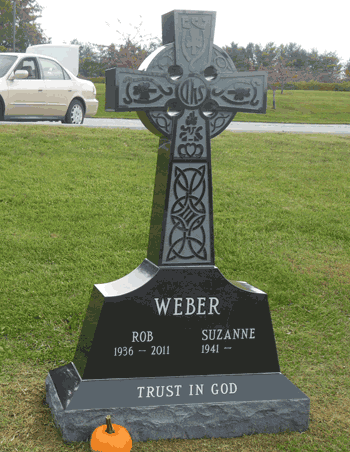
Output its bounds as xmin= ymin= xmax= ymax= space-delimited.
xmin=114 ymin=330 xmax=170 ymax=357
xmin=114 ymin=345 xmax=170 ymax=357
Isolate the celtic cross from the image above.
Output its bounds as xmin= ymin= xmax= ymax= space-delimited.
xmin=106 ymin=10 xmax=267 ymax=266
xmin=46 ymin=15 xmax=310 ymax=439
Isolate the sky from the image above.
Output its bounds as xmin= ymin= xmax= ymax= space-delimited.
xmin=35 ymin=0 xmax=350 ymax=67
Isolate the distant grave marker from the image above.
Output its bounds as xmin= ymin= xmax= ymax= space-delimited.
xmin=45 ymin=10 xmax=310 ymax=443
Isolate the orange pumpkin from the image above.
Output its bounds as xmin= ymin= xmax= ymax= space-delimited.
xmin=90 ymin=415 xmax=132 ymax=452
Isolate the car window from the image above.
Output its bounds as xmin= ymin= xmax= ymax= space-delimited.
xmin=63 ymin=68 xmax=71 ymax=80
xmin=14 ymin=57 xmax=39 ymax=79
xmin=0 ymin=55 xmax=18 ymax=77
xmin=39 ymin=58 xmax=65 ymax=80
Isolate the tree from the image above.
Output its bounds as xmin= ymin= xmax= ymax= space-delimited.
xmin=95 ymin=16 xmax=161 ymax=73
xmin=255 ymin=42 xmax=279 ymax=69
xmin=305 ymin=49 xmax=342 ymax=83
xmin=0 ymin=0 xmax=12 ymax=51
xmin=0 ymin=0 xmax=51 ymax=52
xmin=70 ymin=39 xmax=103 ymax=77
xmin=223 ymin=40 xmax=346 ymax=89
xmin=100 ymin=38 xmax=148 ymax=70
xmin=266 ymin=56 xmax=300 ymax=95
xmin=68 ymin=15 xmax=162 ymax=78
xmin=223 ymin=42 xmax=249 ymax=71
xmin=264 ymin=46 xmax=344 ymax=110
xmin=277 ymin=42 xmax=309 ymax=71
xmin=106 ymin=16 xmax=162 ymax=54
xmin=343 ymin=58 xmax=350 ymax=81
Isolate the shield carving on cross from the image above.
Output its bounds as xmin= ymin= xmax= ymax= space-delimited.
xmin=181 ymin=16 xmax=209 ymax=65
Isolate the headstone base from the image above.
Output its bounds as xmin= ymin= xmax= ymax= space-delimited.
xmin=45 ymin=364 xmax=310 ymax=443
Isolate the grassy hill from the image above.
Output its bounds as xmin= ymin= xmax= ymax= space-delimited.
xmin=0 ymin=124 xmax=349 ymax=451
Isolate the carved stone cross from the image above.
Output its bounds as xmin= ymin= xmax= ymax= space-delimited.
xmin=46 ymin=10 xmax=309 ymax=444
xmin=106 ymin=9 xmax=267 ymax=267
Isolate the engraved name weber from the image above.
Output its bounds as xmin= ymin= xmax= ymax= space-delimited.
xmin=114 ymin=297 xmax=255 ymax=357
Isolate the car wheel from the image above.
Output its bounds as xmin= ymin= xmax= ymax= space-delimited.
xmin=0 ymin=102 xmax=4 ymax=121
xmin=65 ymin=100 xmax=84 ymax=124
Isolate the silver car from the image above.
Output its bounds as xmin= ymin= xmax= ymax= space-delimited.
xmin=0 ymin=53 xmax=98 ymax=124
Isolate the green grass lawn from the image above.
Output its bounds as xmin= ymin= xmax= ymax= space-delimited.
xmin=94 ymin=83 xmax=350 ymax=124
xmin=0 ymin=125 xmax=349 ymax=451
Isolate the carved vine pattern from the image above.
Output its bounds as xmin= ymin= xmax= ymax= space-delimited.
xmin=123 ymin=79 xmax=173 ymax=105
xmin=212 ymin=82 xmax=259 ymax=106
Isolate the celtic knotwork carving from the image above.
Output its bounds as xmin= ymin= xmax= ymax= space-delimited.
xmin=166 ymin=165 xmax=207 ymax=261
xmin=146 ymin=43 xmax=175 ymax=72
xmin=210 ymin=112 xmax=233 ymax=135
xmin=212 ymin=46 xmax=237 ymax=73
xmin=149 ymin=112 xmax=172 ymax=135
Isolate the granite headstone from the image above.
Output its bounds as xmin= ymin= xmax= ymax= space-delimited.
xmin=45 ymin=9 xmax=310 ymax=443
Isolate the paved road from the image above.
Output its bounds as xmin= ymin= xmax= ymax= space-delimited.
xmin=2 ymin=118 xmax=350 ymax=134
